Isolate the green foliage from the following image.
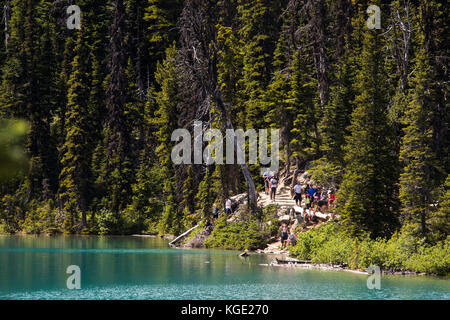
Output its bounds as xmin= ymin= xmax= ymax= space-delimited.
xmin=0 ymin=119 xmax=29 ymax=180
xmin=97 ymin=208 xmax=119 ymax=235
xmin=22 ymin=202 xmax=60 ymax=235
xmin=205 ymin=207 xmax=278 ymax=251
xmin=338 ymin=25 xmax=399 ymax=239
xmin=0 ymin=0 xmax=447 ymax=255
xmin=399 ymin=49 xmax=442 ymax=239
xmin=289 ymin=222 xmax=353 ymax=265
xmin=204 ymin=214 xmax=267 ymax=250
xmin=196 ymin=168 xmax=214 ymax=221
xmin=289 ymin=222 xmax=450 ymax=275
xmin=287 ymin=51 xmax=319 ymax=161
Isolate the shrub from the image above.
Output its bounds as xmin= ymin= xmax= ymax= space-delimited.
xmin=97 ymin=208 xmax=119 ymax=235
xmin=289 ymin=221 xmax=450 ymax=275
xmin=404 ymin=238 xmax=450 ymax=275
xmin=204 ymin=214 xmax=270 ymax=250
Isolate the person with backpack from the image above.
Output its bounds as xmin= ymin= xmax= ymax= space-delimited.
xmin=263 ymin=170 xmax=270 ymax=195
xmin=270 ymin=176 xmax=278 ymax=201
xmin=213 ymin=206 xmax=219 ymax=219
xmin=293 ymin=183 xmax=302 ymax=206
xmin=225 ymin=198 xmax=232 ymax=215
xmin=280 ymin=224 xmax=289 ymax=248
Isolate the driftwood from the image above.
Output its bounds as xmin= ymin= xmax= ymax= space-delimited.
xmin=275 ymin=258 xmax=310 ymax=264
xmin=169 ymin=224 xmax=199 ymax=247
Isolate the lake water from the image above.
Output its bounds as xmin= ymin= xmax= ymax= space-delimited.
xmin=0 ymin=235 xmax=448 ymax=300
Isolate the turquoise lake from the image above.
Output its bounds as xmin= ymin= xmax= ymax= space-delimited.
xmin=0 ymin=235 xmax=448 ymax=300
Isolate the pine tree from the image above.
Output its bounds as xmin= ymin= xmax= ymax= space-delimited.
xmin=1 ymin=0 xmax=56 ymax=199
xmin=313 ymin=56 xmax=355 ymax=187
xmin=399 ymin=48 xmax=441 ymax=239
xmin=180 ymin=165 xmax=195 ymax=216
xmin=59 ymin=29 xmax=91 ymax=233
xmin=196 ymin=168 xmax=214 ymax=221
xmin=288 ymin=50 xmax=318 ymax=167
xmin=153 ymin=44 xmax=181 ymax=234
xmin=263 ymin=7 xmax=297 ymax=173
xmin=102 ymin=0 xmax=133 ymax=213
xmin=338 ymin=20 xmax=399 ymax=239
xmin=236 ymin=0 xmax=285 ymax=130
xmin=144 ymin=0 xmax=183 ymax=82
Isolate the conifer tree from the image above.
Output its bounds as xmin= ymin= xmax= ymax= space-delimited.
xmin=102 ymin=0 xmax=134 ymax=213
xmin=196 ymin=168 xmax=214 ymax=221
xmin=144 ymin=0 xmax=183 ymax=81
xmin=1 ymin=0 xmax=55 ymax=199
xmin=288 ymin=50 xmax=318 ymax=168
xmin=59 ymin=29 xmax=91 ymax=232
xmin=399 ymin=48 xmax=441 ymax=239
xmin=236 ymin=0 xmax=285 ymax=130
xmin=180 ymin=165 xmax=195 ymax=216
xmin=429 ymin=175 xmax=450 ymax=242
xmin=313 ymin=57 xmax=354 ymax=186
xmin=338 ymin=21 xmax=399 ymax=239
xmin=153 ymin=44 xmax=180 ymax=233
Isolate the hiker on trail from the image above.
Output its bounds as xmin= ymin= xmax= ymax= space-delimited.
xmin=263 ymin=171 xmax=270 ymax=195
xmin=225 ymin=198 xmax=232 ymax=215
xmin=304 ymin=193 xmax=311 ymax=209
xmin=328 ymin=190 xmax=336 ymax=208
xmin=293 ymin=183 xmax=302 ymax=206
xmin=320 ymin=189 xmax=326 ymax=201
xmin=313 ymin=188 xmax=320 ymax=204
xmin=213 ymin=206 xmax=219 ymax=219
xmin=270 ymin=176 xmax=278 ymax=201
xmin=280 ymin=224 xmax=289 ymax=248
xmin=307 ymin=186 xmax=316 ymax=200
xmin=318 ymin=201 xmax=328 ymax=215
xmin=287 ymin=232 xmax=297 ymax=246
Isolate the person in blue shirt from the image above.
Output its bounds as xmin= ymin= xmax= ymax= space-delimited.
xmin=308 ymin=187 xmax=316 ymax=199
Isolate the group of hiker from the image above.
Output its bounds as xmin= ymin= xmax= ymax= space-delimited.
xmin=280 ymin=223 xmax=297 ymax=248
xmin=210 ymin=171 xmax=337 ymax=250
xmin=292 ymin=183 xmax=336 ymax=210
xmin=213 ymin=198 xmax=233 ymax=219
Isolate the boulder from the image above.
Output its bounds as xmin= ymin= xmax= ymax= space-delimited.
xmin=230 ymin=193 xmax=247 ymax=205
xmin=278 ymin=215 xmax=291 ymax=223
xmin=239 ymin=250 xmax=249 ymax=257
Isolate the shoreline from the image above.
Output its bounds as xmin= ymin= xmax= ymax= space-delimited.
xmin=257 ymin=253 xmax=432 ymax=277
xmin=1 ymin=233 xmax=445 ymax=278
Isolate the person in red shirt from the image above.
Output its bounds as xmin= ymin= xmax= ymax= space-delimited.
xmin=328 ymin=190 xmax=336 ymax=208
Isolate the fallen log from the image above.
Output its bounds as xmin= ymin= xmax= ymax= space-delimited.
xmin=169 ymin=224 xmax=199 ymax=247
xmin=275 ymin=257 xmax=310 ymax=264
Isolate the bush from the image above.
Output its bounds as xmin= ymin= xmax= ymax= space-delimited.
xmin=404 ymin=238 xmax=450 ymax=275
xmin=97 ymin=208 xmax=119 ymax=235
xmin=290 ymin=222 xmax=353 ymax=264
xmin=204 ymin=214 xmax=271 ymax=250
xmin=288 ymin=221 xmax=450 ymax=275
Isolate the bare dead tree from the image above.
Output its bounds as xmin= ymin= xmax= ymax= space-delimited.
xmin=293 ymin=0 xmax=330 ymax=108
xmin=387 ymin=0 xmax=412 ymax=90
xmin=177 ymin=0 xmax=258 ymax=211
xmin=2 ymin=1 xmax=11 ymax=48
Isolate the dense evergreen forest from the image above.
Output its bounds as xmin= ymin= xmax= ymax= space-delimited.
xmin=0 ymin=0 xmax=448 ymax=257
